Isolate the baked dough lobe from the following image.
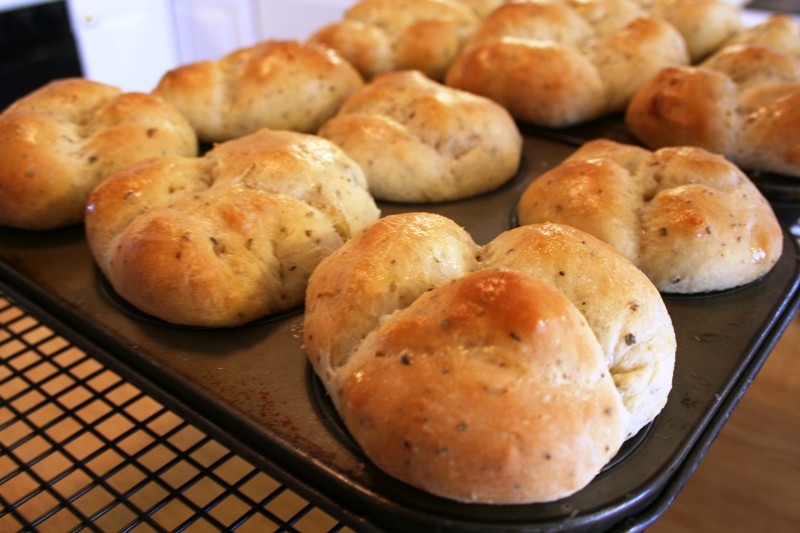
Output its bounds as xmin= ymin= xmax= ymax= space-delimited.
xmin=646 ymin=0 xmax=743 ymax=62
xmin=626 ymin=15 xmax=800 ymax=177
xmin=445 ymin=0 xmax=690 ymax=126
xmin=152 ymin=40 xmax=364 ymax=143
xmin=518 ymin=139 xmax=784 ymax=293
xmin=305 ymin=213 xmax=676 ymax=503
xmin=318 ymin=70 xmax=523 ymax=202
xmin=341 ymin=267 xmax=625 ymax=504
xmin=0 ymin=78 xmax=197 ymax=230
xmin=308 ymin=0 xmax=480 ymax=81
xmin=86 ymin=129 xmax=379 ymax=328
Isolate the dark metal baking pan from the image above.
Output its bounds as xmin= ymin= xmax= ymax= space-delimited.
xmin=0 ymin=133 xmax=798 ymax=533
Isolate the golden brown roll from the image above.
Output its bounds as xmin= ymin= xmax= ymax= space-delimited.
xmin=445 ymin=0 xmax=690 ymax=127
xmin=451 ymin=0 xmax=506 ymax=18
xmin=646 ymin=0 xmax=743 ymax=62
xmin=86 ymin=129 xmax=379 ymax=328
xmin=723 ymin=12 xmax=800 ymax=56
xmin=626 ymin=15 xmax=800 ymax=178
xmin=518 ymin=139 xmax=784 ymax=293
xmin=308 ymin=0 xmax=480 ymax=81
xmin=317 ymin=70 xmax=522 ymax=202
xmin=151 ymin=40 xmax=364 ymax=143
xmin=305 ymin=212 xmax=676 ymax=503
xmin=0 ymin=78 xmax=197 ymax=230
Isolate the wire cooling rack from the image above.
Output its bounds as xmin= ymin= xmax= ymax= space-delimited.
xmin=0 ymin=292 xmax=353 ymax=533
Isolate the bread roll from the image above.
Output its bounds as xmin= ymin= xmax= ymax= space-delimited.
xmin=317 ymin=70 xmax=522 ymax=202
xmin=0 ymin=78 xmax=197 ymax=230
xmin=86 ymin=129 xmax=379 ymax=328
xmin=451 ymin=0 xmax=506 ymax=18
xmin=723 ymin=12 xmax=800 ymax=57
xmin=308 ymin=0 xmax=480 ymax=81
xmin=445 ymin=0 xmax=689 ymax=127
xmin=152 ymin=40 xmax=364 ymax=143
xmin=305 ymin=212 xmax=676 ymax=503
xmin=626 ymin=15 xmax=800 ymax=177
xmin=646 ymin=0 xmax=743 ymax=62
xmin=518 ymin=139 xmax=784 ymax=293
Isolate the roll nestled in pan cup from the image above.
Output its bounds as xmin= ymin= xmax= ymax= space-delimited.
xmin=644 ymin=0 xmax=743 ymax=62
xmin=444 ymin=0 xmax=691 ymax=128
xmin=151 ymin=40 xmax=364 ymax=144
xmin=85 ymin=129 xmax=380 ymax=328
xmin=722 ymin=12 xmax=800 ymax=55
xmin=0 ymin=78 xmax=198 ymax=230
xmin=452 ymin=0 xmax=506 ymax=18
xmin=626 ymin=15 xmax=800 ymax=178
xmin=308 ymin=0 xmax=481 ymax=82
xmin=517 ymin=139 xmax=784 ymax=293
xmin=317 ymin=70 xmax=523 ymax=203
xmin=304 ymin=212 xmax=676 ymax=504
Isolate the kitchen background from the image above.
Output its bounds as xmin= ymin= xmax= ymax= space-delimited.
xmin=2 ymin=0 xmax=789 ymax=110
xmin=1 ymin=0 xmax=357 ymax=108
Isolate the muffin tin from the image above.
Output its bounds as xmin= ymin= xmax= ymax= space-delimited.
xmin=0 ymin=129 xmax=799 ymax=532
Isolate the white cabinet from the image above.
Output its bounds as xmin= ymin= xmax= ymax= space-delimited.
xmin=66 ymin=0 xmax=356 ymax=93
xmin=172 ymin=0 xmax=258 ymax=63
xmin=255 ymin=0 xmax=354 ymax=41
xmin=66 ymin=0 xmax=179 ymax=93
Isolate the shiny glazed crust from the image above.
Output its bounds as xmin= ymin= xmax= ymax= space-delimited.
xmin=85 ymin=129 xmax=379 ymax=328
xmin=308 ymin=0 xmax=480 ymax=81
xmin=647 ymin=0 xmax=743 ymax=61
xmin=518 ymin=139 xmax=784 ymax=293
xmin=317 ymin=70 xmax=523 ymax=202
xmin=0 ymin=78 xmax=198 ymax=230
xmin=151 ymin=40 xmax=364 ymax=143
xmin=445 ymin=0 xmax=690 ymax=127
xmin=626 ymin=15 xmax=800 ymax=177
xmin=304 ymin=213 xmax=676 ymax=503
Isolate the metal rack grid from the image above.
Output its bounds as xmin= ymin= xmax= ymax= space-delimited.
xmin=0 ymin=292 xmax=353 ymax=533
